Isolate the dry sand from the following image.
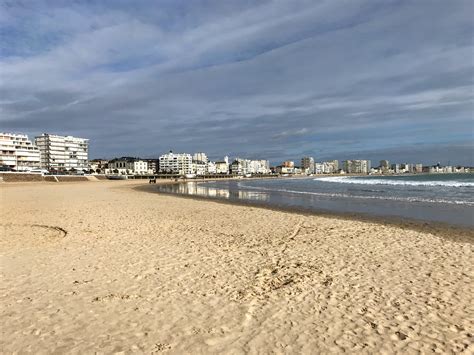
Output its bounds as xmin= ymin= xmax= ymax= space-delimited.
xmin=1 ymin=180 xmax=473 ymax=354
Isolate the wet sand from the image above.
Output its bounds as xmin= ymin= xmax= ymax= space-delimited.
xmin=1 ymin=180 xmax=473 ymax=353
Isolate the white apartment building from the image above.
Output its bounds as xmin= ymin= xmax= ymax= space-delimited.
xmin=342 ymin=160 xmax=371 ymax=174
xmin=231 ymin=158 xmax=271 ymax=175
xmin=301 ymin=156 xmax=315 ymax=174
xmin=207 ymin=161 xmax=217 ymax=174
xmin=275 ymin=166 xmax=295 ymax=174
xmin=0 ymin=133 xmax=41 ymax=171
xmin=315 ymin=162 xmax=324 ymax=174
xmin=35 ymin=134 xmax=89 ymax=171
xmin=159 ymin=152 xmax=193 ymax=174
xmin=192 ymin=161 xmax=207 ymax=176
xmin=326 ymin=160 xmax=339 ymax=173
xmin=193 ymin=152 xmax=208 ymax=163
xmin=316 ymin=160 xmax=339 ymax=174
xmin=230 ymin=159 xmax=248 ymax=175
xmin=248 ymin=159 xmax=271 ymax=174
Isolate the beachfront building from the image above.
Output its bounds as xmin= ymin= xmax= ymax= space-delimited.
xmin=380 ymin=160 xmax=390 ymax=173
xmin=260 ymin=160 xmax=271 ymax=174
xmin=89 ymin=159 xmax=109 ymax=174
xmin=314 ymin=163 xmax=323 ymax=174
xmin=400 ymin=163 xmax=410 ymax=173
xmin=107 ymin=157 xmax=151 ymax=175
xmin=107 ymin=158 xmax=129 ymax=174
xmin=35 ymin=133 xmax=89 ymax=172
xmin=0 ymin=133 xmax=41 ymax=171
xmin=192 ymin=161 xmax=207 ymax=176
xmin=193 ymin=152 xmax=208 ymax=164
xmin=425 ymin=164 xmax=456 ymax=174
xmin=455 ymin=166 xmax=468 ymax=173
xmin=275 ymin=160 xmax=297 ymax=174
xmin=275 ymin=165 xmax=295 ymax=174
xmin=342 ymin=160 xmax=371 ymax=174
xmin=301 ymin=156 xmax=315 ymax=174
xmin=247 ymin=159 xmax=270 ymax=174
xmin=230 ymin=158 xmax=248 ymax=175
xmin=215 ymin=156 xmax=229 ymax=174
xmin=159 ymin=152 xmax=193 ymax=175
xmin=192 ymin=152 xmax=210 ymax=175
xmin=230 ymin=158 xmax=270 ymax=175
xmin=401 ymin=163 xmax=423 ymax=174
xmin=207 ymin=161 xmax=217 ymax=174
xmin=322 ymin=160 xmax=339 ymax=174
xmin=314 ymin=160 xmax=339 ymax=174
xmin=145 ymin=159 xmax=159 ymax=174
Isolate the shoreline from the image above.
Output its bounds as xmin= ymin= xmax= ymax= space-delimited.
xmin=2 ymin=179 xmax=473 ymax=236
xmin=136 ymin=181 xmax=474 ymax=240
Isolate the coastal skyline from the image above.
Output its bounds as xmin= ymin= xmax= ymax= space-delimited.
xmin=1 ymin=1 xmax=473 ymax=165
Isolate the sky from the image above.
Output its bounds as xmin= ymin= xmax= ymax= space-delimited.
xmin=1 ymin=0 xmax=473 ymax=165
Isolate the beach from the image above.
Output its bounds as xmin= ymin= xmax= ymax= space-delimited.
xmin=1 ymin=180 xmax=473 ymax=353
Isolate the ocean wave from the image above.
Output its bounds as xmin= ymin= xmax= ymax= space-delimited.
xmin=313 ymin=176 xmax=474 ymax=187
xmin=238 ymin=183 xmax=474 ymax=206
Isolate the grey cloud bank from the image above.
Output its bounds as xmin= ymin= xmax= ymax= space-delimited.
xmin=1 ymin=0 xmax=473 ymax=165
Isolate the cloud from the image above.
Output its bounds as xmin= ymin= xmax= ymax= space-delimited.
xmin=1 ymin=0 xmax=473 ymax=165
xmin=272 ymin=128 xmax=309 ymax=139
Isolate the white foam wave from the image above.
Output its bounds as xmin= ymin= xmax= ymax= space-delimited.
xmin=313 ymin=176 xmax=474 ymax=187
xmin=238 ymin=183 xmax=474 ymax=206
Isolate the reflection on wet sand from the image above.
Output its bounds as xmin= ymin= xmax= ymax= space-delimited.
xmin=175 ymin=182 xmax=269 ymax=201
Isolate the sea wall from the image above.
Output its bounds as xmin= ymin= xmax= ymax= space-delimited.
xmin=0 ymin=173 xmax=104 ymax=183
xmin=0 ymin=173 xmax=44 ymax=182
xmin=56 ymin=176 xmax=89 ymax=182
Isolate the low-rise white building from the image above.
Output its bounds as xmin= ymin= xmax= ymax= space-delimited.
xmin=108 ymin=158 xmax=150 ymax=175
xmin=159 ymin=152 xmax=193 ymax=174
xmin=0 ymin=133 xmax=41 ymax=171
xmin=215 ymin=156 xmax=229 ymax=174
xmin=275 ymin=166 xmax=295 ymax=174
xmin=90 ymin=159 xmax=109 ymax=173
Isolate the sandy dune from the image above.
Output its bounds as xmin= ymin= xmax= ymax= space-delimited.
xmin=1 ymin=180 xmax=473 ymax=353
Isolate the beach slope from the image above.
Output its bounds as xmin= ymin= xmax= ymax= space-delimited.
xmin=1 ymin=181 xmax=473 ymax=353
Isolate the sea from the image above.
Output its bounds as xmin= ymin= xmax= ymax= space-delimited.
xmin=155 ymin=173 xmax=474 ymax=227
